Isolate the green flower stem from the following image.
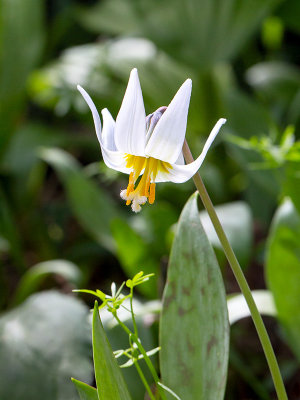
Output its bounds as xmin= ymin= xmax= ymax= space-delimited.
xmin=113 ymin=313 xmax=167 ymax=400
xmin=134 ymin=360 xmax=156 ymax=400
xmin=182 ymin=140 xmax=288 ymax=400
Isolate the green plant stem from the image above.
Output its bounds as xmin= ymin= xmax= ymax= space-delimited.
xmin=182 ymin=140 xmax=288 ymax=400
xmin=134 ymin=360 xmax=156 ymax=400
xmin=130 ymin=288 xmax=138 ymax=336
xmin=113 ymin=313 xmax=167 ymax=400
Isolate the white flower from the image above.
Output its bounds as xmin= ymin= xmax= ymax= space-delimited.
xmin=77 ymin=68 xmax=226 ymax=212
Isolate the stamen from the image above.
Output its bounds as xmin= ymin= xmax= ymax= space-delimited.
xmin=126 ymin=183 xmax=134 ymax=196
xmin=129 ymin=171 xmax=134 ymax=184
xmin=149 ymin=183 xmax=156 ymax=204
xmin=120 ymin=154 xmax=172 ymax=211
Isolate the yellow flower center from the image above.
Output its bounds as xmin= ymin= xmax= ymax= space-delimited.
xmin=120 ymin=154 xmax=171 ymax=212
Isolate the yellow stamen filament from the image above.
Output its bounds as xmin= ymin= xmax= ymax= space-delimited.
xmin=149 ymin=183 xmax=155 ymax=204
xmin=120 ymin=154 xmax=171 ymax=212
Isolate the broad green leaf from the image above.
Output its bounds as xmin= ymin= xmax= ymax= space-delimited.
xmin=0 ymin=291 xmax=92 ymax=400
xmin=227 ymin=290 xmax=276 ymax=325
xmin=266 ymin=198 xmax=300 ymax=361
xmin=13 ymin=259 xmax=83 ymax=305
xmin=39 ymin=147 xmax=118 ymax=252
xmin=200 ymin=201 xmax=253 ymax=269
xmin=72 ymin=379 xmax=99 ymax=400
xmin=160 ymin=193 xmax=229 ymax=400
xmin=92 ymin=302 xmax=132 ymax=400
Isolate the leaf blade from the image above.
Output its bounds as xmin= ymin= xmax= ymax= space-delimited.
xmin=160 ymin=193 xmax=229 ymax=400
xmin=72 ymin=378 xmax=99 ymax=400
xmin=92 ymin=302 xmax=132 ymax=400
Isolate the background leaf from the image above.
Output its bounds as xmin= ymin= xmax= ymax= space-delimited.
xmin=0 ymin=0 xmax=45 ymax=155
xmin=200 ymin=201 xmax=253 ymax=269
xmin=0 ymin=291 xmax=92 ymax=400
xmin=228 ymin=290 xmax=276 ymax=325
xmin=160 ymin=193 xmax=229 ymax=400
xmin=266 ymin=198 xmax=300 ymax=361
xmin=111 ymin=218 xmax=159 ymax=298
xmin=77 ymin=0 xmax=282 ymax=67
xmin=13 ymin=259 xmax=83 ymax=305
xmin=39 ymin=147 xmax=118 ymax=252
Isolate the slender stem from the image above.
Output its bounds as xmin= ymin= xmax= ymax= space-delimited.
xmin=134 ymin=360 xmax=156 ymax=400
xmin=130 ymin=288 xmax=139 ymax=336
xmin=182 ymin=140 xmax=288 ymax=400
xmin=113 ymin=313 xmax=167 ymax=400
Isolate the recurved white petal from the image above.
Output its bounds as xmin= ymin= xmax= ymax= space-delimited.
xmin=114 ymin=68 xmax=146 ymax=156
xmin=155 ymin=118 xmax=226 ymax=183
xmin=101 ymin=108 xmax=117 ymax=151
xmin=77 ymin=85 xmax=130 ymax=174
xmin=77 ymin=85 xmax=102 ymax=143
xmin=145 ymin=79 xmax=192 ymax=164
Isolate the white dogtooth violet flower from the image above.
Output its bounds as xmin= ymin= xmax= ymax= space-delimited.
xmin=77 ymin=68 xmax=226 ymax=212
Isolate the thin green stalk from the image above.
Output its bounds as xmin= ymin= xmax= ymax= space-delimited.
xmin=134 ymin=360 xmax=156 ymax=400
xmin=130 ymin=287 xmax=139 ymax=336
xmin=182 ymin=140 xmax=288 ymax=400
xmin=113 ymin=313 xmax=167 ymax=400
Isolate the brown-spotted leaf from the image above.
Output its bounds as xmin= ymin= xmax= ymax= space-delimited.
xmin=160 ymin=193 xmax=229 ymax=399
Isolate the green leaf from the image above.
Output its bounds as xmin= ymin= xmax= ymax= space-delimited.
xmin=72 ymin=379 xmax=99 ymax=400
xmin=200 ymin=201 xmax=253 ymax=269
xmin=13 ymin=259 xmax=83 ymax=305
xmin=266 ymin=198 xmax=300 ymax=361
xmin=0 ymin=291 xmax=92 ymax=400
xmin=39 ymin=147 xmax=118 ymax=252
xmin=92 ymin=301 xmax=132 ymax=400
xmin=160 ymin=193 xmax=229 ymax=400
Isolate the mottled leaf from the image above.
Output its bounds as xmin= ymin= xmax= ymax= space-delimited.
xmin=160 ymin=193 xmax=229 ymax=399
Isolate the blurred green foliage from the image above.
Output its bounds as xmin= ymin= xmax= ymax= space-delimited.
xmin=1 ymin=0 xmax=300 ymax=398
